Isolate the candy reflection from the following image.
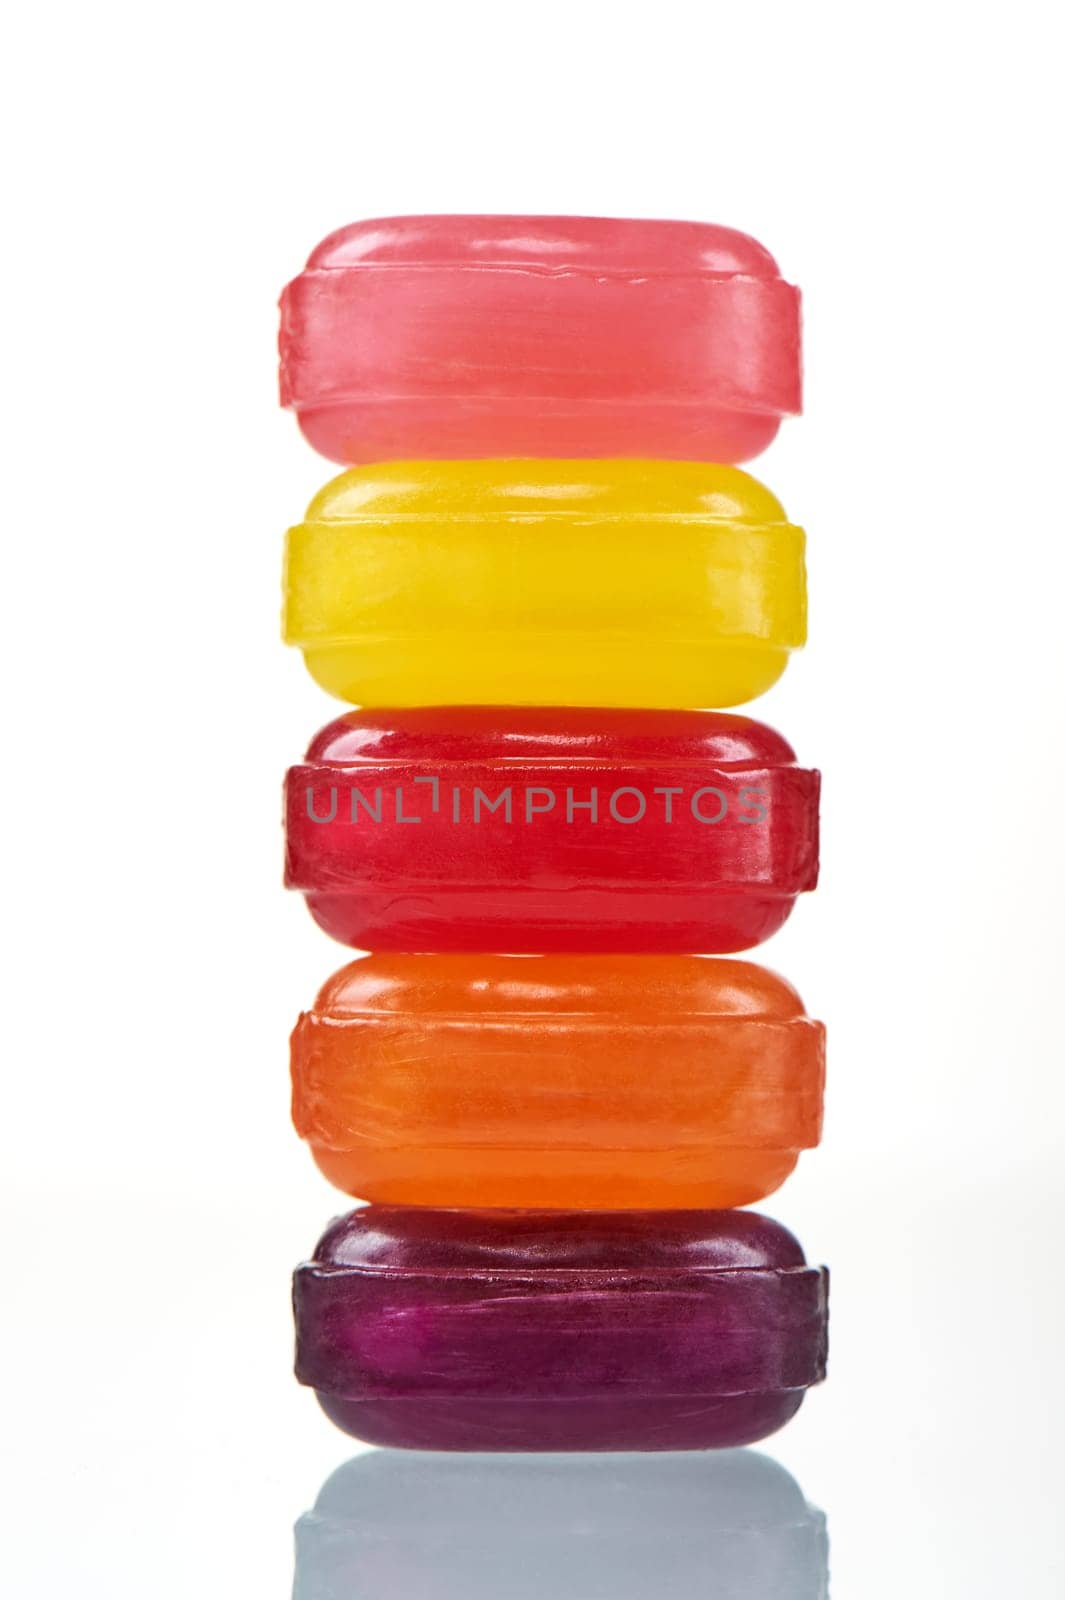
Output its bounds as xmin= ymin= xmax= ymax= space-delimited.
xmin=294 ymin=1448 xmax=828 ymax=1599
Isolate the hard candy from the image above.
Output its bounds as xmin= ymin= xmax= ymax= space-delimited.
xmin=291 ymin=954 xmax=825 ymax=1209
xmin=285 ymin=706 xmax=820 ymax=953
xmin=293 ymin=1207 xmax=829 ymax=1450
xmin=282 ymin=460 xmax=807 ymax=708
xmin=280 ymin=214 xmax=801 ymax=465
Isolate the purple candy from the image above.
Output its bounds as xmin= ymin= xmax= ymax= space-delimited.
xmin=294 ymin=1208 xmax=828 ymax=1450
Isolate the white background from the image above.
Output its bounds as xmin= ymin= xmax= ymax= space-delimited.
xmin=3 ymin=3 xmax=1064 ymax=1594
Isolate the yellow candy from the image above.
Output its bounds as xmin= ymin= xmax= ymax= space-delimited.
xmin=283 ymin=460 xmax=806 ymax=709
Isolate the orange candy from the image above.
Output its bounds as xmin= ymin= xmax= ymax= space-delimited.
xmin=291 ymin=954 xmax=825 ymax=1210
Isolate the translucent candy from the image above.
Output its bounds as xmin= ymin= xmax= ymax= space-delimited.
xmin=279 ymin=215 xmax=801 ymax=465
xmin=291 ymin=954 xmax=825 ymax=1209
xmin=294 ymin=1207 xmax=829 ymax=1450
xmin=283 ymin=460 xmax=807 ymax=708
xmin=286 ymin=706 xmax=819 ymax=953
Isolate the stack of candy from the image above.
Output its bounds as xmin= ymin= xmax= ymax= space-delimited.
xmin=278 ymin=216 xmax=828 ymax=1450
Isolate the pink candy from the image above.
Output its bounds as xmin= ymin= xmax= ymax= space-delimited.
xmin=279 ymin=215 xmax=801 ymax=464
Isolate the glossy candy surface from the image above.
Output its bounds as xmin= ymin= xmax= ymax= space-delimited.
xmin=295 ymin=1449 xmax=829 ymax=1600
xmin=280 ymin=214 xmax=801 ymax=465
xmin=286 ymin=706 xmax=820 ymax=953
xmin=283 ymin=461 xmax=807 ymax=708
xmin=294 ymin=1207 xmax=829 ymax=1450
xmin=291 ymin=954 xmax=825 ymax=1209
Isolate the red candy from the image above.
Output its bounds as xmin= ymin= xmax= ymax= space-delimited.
xmin=285 ymin=707 xmax=820 ymax=953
